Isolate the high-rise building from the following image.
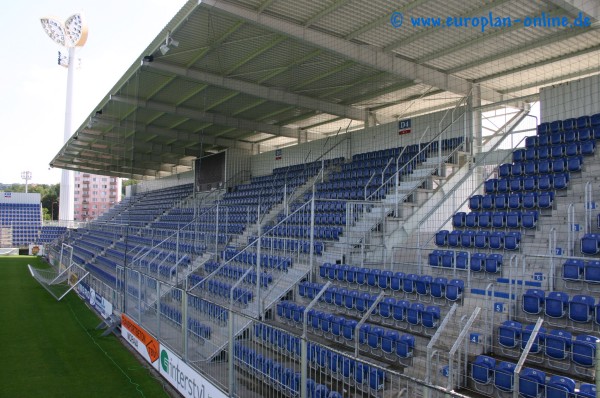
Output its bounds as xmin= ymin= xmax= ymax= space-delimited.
xmin=73 ymin=172 xmax=121 ymax=222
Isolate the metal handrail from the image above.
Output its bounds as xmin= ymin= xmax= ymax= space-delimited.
xmin=419 ymin=113 xmax=530 ymax=249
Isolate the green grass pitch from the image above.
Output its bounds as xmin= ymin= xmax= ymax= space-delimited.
xmin=0 ymin=256 xmax=171 ymax=398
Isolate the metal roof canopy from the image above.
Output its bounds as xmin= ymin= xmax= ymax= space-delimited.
xmin=50 ymin=0 xmax=600 ymax=180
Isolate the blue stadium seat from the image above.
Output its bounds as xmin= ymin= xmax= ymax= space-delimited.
xmin=392 ymin=300 xmax=410 ymax=323
xmin=446 ymin=279 xmax=464 ymax=301
xmin=481 ymin=195 xmax=494 ymax=210
xmin=563 ymin=258 xmax=584 ymax=280
xmin=452 ymin=212 xmax=466 ymax=228
xmin=469 ymin=195 xmax=483 ymax=210
xmin=581 ymin=233 xmax=600 ymax=255
xmin=430 ymin=277 xmax=447 ymax=300
xmin=572 ymin=334 xmax=599 ymax=368
xmin=396 ymin=334 xmax=415 ymax=359
xmin=577 ymin=384 xmax=597 ymax=398
xmin=455 ymin=251 xmax=469 ymax=270
xmin=407 ymin=303 xmax=424 ymax=326
xmin=485 ymin=253 xmax=503 ymax=273
xmin=522 ymin=211 xmax=538 ymax=229
xmin=494 ymin=361 xmax=515 ymax=392
xmin=518 ymin=368 xmax=545 ymax=398
xmin=465 ymin=212 xmax=478 ymax=228
xmin=580 ymin=139 xmax=596 ymax=155
xmin=545 ymin=291 xmax=569 ymax=319
xmin=488 ymin=232 xmax=504 ymax=250
xmin=422 ymin=305 xmax=440 ymax=329
xmin=545 ymin=329 xmax=572 ymax=360
xmin=415 ymin=275 xmax=432 ymax=297
xmin=569 ymin=295 xmax=595 ymax=323
xmin=497 ymin=178 xmax=510 ymax=193
xmin=470 ymin=252 xmax=486 ymax=273
xmin=381 ymin=329 xmax=399 ymax=356
xmin=498 ymin=320 xmax=522 ymax=349
xmin=491 ymin=211 xmax=506 ymax=228
xmin=545 ymin=375 xmax=575 ymax=398
xmin=584 ymin=260 xmax=600 ymax=282
xmin=537 ymin=159 xmax=552 ymax=174
xmin=471 ymin=355 xmax=495 ymax=385
xmin=498 ymin=163 xmax=512 ymax=178
xmin=435 ymin=230 xmax=449 ymax=246
xmin=508 ymin=193 xmax=522 ymax=209
xmin=577 ymin=115 xmax=590 ymax=129
xmin=461 ymin=230 xmax=476 ymax=248
xmin=579 ymin=127 xmax=592 ymax=141
xmin=521 ymin=324 xmax=546 ymax=354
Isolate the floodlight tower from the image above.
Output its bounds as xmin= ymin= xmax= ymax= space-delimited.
xmin=21 ymin=171 xmax=32 ymax=193
xmin=40 ymin=13 xmax=88 ymax=223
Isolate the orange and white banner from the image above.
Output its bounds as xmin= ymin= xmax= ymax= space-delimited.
xmin=121 ymin=314 xmax=160 ymax=369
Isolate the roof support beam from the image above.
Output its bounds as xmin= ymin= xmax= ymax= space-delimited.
xmin=474 ymin=44 xmax=600 ymax=84
xmin=92 ymin=116 xmax=255 ymax=151
xmin=109 ymin=94 xmax=322 ymax=140
xmin=198 ymin=0 xmax=522 ymax=108
xmin=143 ymin=61 xmax=366 ymax=120
xmin=547 ymin=0 xmax=598 ymax=21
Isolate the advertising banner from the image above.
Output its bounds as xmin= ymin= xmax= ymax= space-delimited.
xmin=90 ymin=288 xmax=113 ymax=319
xmin=121 ymin=314 xmax=159 ymax=370
xmin=28 ymin=244 xmax=45 ymax=256
xmin=159 ymin=344 xmax=227 ymax=398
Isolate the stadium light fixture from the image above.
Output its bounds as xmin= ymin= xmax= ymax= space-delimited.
xmin=40 ymin=13 xmax=88 ymax=223
xmin=159 ymin=32 xmax=178 ymax=55
xmin=21 ymin=171 xmax=32 ymax=193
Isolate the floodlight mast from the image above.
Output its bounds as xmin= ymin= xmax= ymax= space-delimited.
xmin=40 ymin=14 xmax=88 ymax=224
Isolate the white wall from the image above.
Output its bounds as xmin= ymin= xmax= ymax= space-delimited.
xmin=127 ymin=171 xmax=194 ymax=196
xmin=540 ymin=74 xmax=600 ymax=122
xmin=0 ymin=192 xmax=41 ymax=204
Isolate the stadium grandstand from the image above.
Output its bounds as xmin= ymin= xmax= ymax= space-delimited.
xmin=25 ymin=0 xmax=600 ymax=397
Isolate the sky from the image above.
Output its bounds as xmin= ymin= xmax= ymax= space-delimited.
xmin=0 ymin=0 xmax=188 ymax=185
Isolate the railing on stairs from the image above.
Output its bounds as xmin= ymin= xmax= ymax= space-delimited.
xmin=416 ymin=109 xmax=530 ymax=253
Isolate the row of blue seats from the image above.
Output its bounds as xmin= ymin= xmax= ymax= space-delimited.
xmin=435 ymin=229 xmax=520 ymax=250
xmin=514 ymin=141 xmax=596 ymax=163
xmin=472 ymin=355 xmax=596 ymax=398
xmin=266 ymin=224 xmax=342 ymax=241
xmin=502 ymin=153 xmax=583 ymax=175
xmin=253 ymin=323 xmax=381 ymax=395
xmin=234 ymin=343 xmax=345 ymax=398
xmin=316 ymin=175 xmax=388 ymax=191
xmin=469 ymin=191 xmax=556 ymax=211
xmin=159 ymin=302 xmax=212 ymax=340
xmin=222 ymin=248 xmax=292 ymax=271
xmin=277 ymin=211 xmax=349 ymax=226
xmin=204 ymin=261 xmax=273 ymax=287
xmin=453 ymin=210 xmax=538 ymax=229
xmin=277 ymin=301 xmax=416 ymax=359
xmin=86 ymin=263 xmax=119 ymax=287
xmin=523 ymin=290 xmax=599 ymax=323
xmin=187 ymin=294 xmax=229 ymax=326
xmin=201 ymin=279 xmax=254 ymax=305
xmin=249 ymin=236 xmax=324 ymax=255
xmin=563 ymin=258 xmax=600 ymax=282
xmin=498 ymin=320 xmax=598 ymax=367
xmin=486 ymin=174 xmax=569 ymax=195
xmin=318 ymin=263 xmax=465 ymax=299
xmin=329 ymin=163 xmax=417 ymax=182
xmin=528 ymin=127 xmax=599 ymax=147
xmin=580 ymin=233 xmax=600 ymax=255
xmin=429 ymin=250 xmax=504 ymax=273
xmin=538 ymin=115 xmax=600 ymax=134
